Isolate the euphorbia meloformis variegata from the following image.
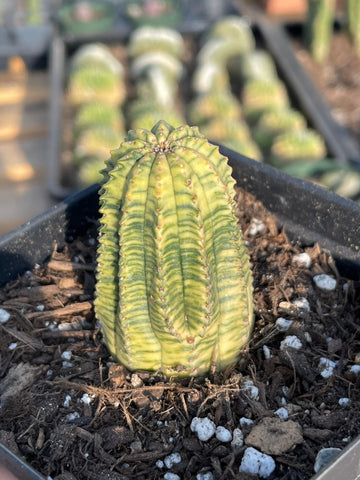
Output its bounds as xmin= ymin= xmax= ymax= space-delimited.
xmin=95 ymin=121 xmax=253 ymax=376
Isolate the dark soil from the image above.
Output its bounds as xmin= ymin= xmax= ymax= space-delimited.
xmin=0 ymin=187 xmax=359 ymax=480
xmin=293 ymin=31 xmax=360 ymax=149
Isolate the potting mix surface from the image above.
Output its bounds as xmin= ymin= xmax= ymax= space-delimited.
xmin=0 ymin=187 xmax=359 ymax=480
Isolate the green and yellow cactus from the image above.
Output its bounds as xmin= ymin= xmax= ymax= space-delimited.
xmin=209 ymin=15 xmax=255 ymax=49
xmin=95 ymin=121 xmax=254 ymax=376
xmin=241 ymin=78 xmax=289 ymax=123
xmin=192 ymin=62 xmax=230 ymax=95
xmin=70 ymin=43 xmax=124 ymax=76
xmin=270 ymin=129 xmax=326 ymax=167
xmin=253 ymin=108 xmax=307 ymax=151
xmin=74 ymin=126 xmax=124 ymax=166
xmin=346 ymin=0 xmax=360 ymax=53
xmin=305 ymin=0 xmax=335 ymax=63
xmin=74 ymin=102 xmax=125 ymax=137
xmin=67 ymin=66 xmax=125 ymax=106
xmin=127 ymin=99 xmax=185 ymax=130
xmin=187 ymin=90 xmax=242 ymax=126
xmin=199 ymin=117 xmax=252 ymax=145
xmin=128 ymin=26 xmax=185 ymax=58
xmin=229 ymin=49 xmax=278 ymax=82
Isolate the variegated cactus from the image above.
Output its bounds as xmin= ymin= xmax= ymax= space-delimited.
xmin=95 ymin=121 xmax=254 ymax=377
xmin=346 ymin=0 xmax=360 ymax=53
xmin=305 ymin=0 xmax=335 ymax=63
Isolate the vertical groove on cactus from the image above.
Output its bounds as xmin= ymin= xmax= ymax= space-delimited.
xmin=95 ymin=121 xmax=253 ymax=376
xmin=347 ymin=0 xmax=360 ymax=53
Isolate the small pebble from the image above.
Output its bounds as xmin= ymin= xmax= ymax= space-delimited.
xmin=318 ymin=357 xmax=337 ymax=378
xmin=292 ymin=252 xmax=311 ymax=268
xmin=293 ymin=297 xmax=310 ymax=312
xmin=61 ymin=350 xmax=72 ymax=361
xmin=263 ymin=345 xmax=271 ymax=360
xmin=215 ymin=426 xmax=232 ymax=442
xmin=275 ymin=317 xmax=293 ymax=332
xmin=338 ymin=398 xmax=350 ymax=408
xmin=313 ymin=274 xmax=337 ymax=291
xmin=196 ymin=472 xmax=214 ymax=480
xmin=242 ymin=380 xmax=259 ymax=400
xmin=350 ymin=365 xmax=360 ymax=375
xmin=280 ymin=335 xmax=303 ymax=351
xmin=231 ymin=428 xmax=244 ymax=449
xmin=190 ymin=417 xmax=216 ymax=442
xmin=274 ymin=407 xmax=288 ymax=420
xmin=164 ymin=473 xmax=180 ymax=480
xmin=62 ymin=361 xmax=73 ymax=368
xmin=304 ymin=332 xmax=312 ymax=343
xmin=156 ymin=460 xmax=164 ymax=469
xmin=0 ymin=308 xmax=10 ymax=324
xmin=63 ymin=395 xmax=72 ymax=408
xmin=239 ymin=417 xmax=254 ymax=428
xmin=8 ymin=342 xmax=17 ymax=350
xmin=81 ymin=393 xmax=93 ymax=405
xmin=164 ymin=452 xmax=181 ymax=469
xmin=248 ymin=218 xmax=265 ymax=236
xmin=36 ymin=304 xmax=45 ymax=311
xmin=64 ymin=412 xmax=80 ymax=422
xmin=131 ymin=373 xmax=143 ymax=388
xmin=314 ymin=448 xmax=341 ymax=473
xmin=239 ymin=447 xmax=275 ymax=478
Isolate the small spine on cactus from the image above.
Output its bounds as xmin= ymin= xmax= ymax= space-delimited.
xmin=95 ymin=121 xmax=254 ymax=377
xmin=305 ymin=0 xmax=335 ymax=63
xmin=346 ymin=0 xmax=360 ymax=53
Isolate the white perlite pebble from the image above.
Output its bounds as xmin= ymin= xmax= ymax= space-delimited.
xmin=63 ymin=395 xmax=72 ymax=408
xmin=156 ymin=460 xmax=164 ymax=469
xmin=248 ymin=218 xmax=265 ymax=236
xmin=293 ymin=297 xmax=310 ymax=312
xmin=280 ymin=335 xmax=303 ymax=351
xmin=239 ymin=447 xmax=275 ymax=478
xmin=292 ymin=252 xmax=311 ymax=268
xmin=0 ymin=308 xmax=10 ymax=324
xmin=190 ymin=417 xmax=216 ymax=442
xmin=215 ymin=426 xmax=232 ymax=442
xmin=313 ymin=274 xmax=337 ymax=291
xmin=275 ymin=317 xmax=293 ymax=332
xmin=8 ymin=342 xmax=17 ymax=350
xmin=319 ymin=357 xmax=337 ymax=378
xmin=243 ymin=380 xmax=259 ymax=400
xmin=239 ymin=417 xmax=254 ymax=428
xmin=81 ymin=393 xmax=93 ymax=405
xmin=263 ymin=345 xmax=271 ymax=360
xmin=61 ymin=350 xmax=72 ymax=361
xmin=274 ymin=407 xmax=288 ymax=420
xmin=164 ymin=473 xmax=180 ymax=480
xmin=62 ymin=361 xmax=73 ymax=368
xmin=164 ymin=453 xmax=181 ymax=469
xmin=350 ymin=365 xmax=360 ymax=375
xmin=36 ymin=304 xmax=45 ymax=311
xmin=231 ymin=428 xmax=244 ymax=449
xmin=196 ymin=472 xmax=214 ymax=480
xmin=338 ymin=397 xmax=350 ymax=407
xmin=314 ymin=448 xmax=341 ymax=473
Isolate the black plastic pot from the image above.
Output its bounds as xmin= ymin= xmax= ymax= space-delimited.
xmin=0 ymin=148 xmax=360 ymax=477
xmin=235 ymin=0 xmax=360 ymax=168
xmin=1 ymin=147 xmax=360 ymax=478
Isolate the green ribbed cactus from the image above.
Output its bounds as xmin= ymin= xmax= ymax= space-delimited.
xmin=254 ymin=108 xmax=307 ymax=151
xmin=75 ymin=126 xmax=124 ymax=165
xmin=95 ymin=121 xmax=254 ymax=377
xmin=305 ymin=0 xmax=335 ymax=63
xmin=209 ymin=15 xmax=255 ymax=48
xmin=74 ymin=102 xmax=125 ymax=137
xmin=200 ymin=118 xmax=251 ymax=145
xmin=346 ymin=0 xmax=360 ymax=53
xmin=230 ymin=50 xmax=278 ymax=82
xmin=127 ymin=100 xmax=185 ymax=130
xmin=270 ymin=129 xmax=326 ymax=167
xmin=188 ymin=91 xmax=242 ymax=126
xmin=242 ymin=79 xmax=289 ymax=123
xmin=128 ymin=26 xmax=184 ymax=58
xmin=192 ymin=62 xmax=230 ymax=95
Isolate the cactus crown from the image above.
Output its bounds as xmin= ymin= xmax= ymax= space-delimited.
xmin=95 ymin=121 xmax=253 ymax=377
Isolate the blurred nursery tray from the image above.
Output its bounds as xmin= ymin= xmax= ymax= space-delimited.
xmin=0 ymin=147 xmax=360 ymax=479
xmin=235 ymin=0 xmax=360 ymax=168
xmin=48 ymin=11 xmax=346 ymax=200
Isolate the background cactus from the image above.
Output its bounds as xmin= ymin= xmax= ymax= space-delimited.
xmin=305 ymin=0 xmax=335 ymax=63
xmin=74 ymin=102 xmax=125 ymax=137
xmin=346 ymin=0 xmax=360 ymax=53
xmin=270 ymin=129 xmax=326 ymax=167
xmin=95 ymin=121 xmax=254 ymax=376
xmin=128 ymin=26 xmax=184 ymax=58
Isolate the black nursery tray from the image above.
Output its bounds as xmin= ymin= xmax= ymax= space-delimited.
xmin=0 ymin=147 xmax=360 ymax=479
xmin=235 ymin=0 xmax=360 ymax=168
